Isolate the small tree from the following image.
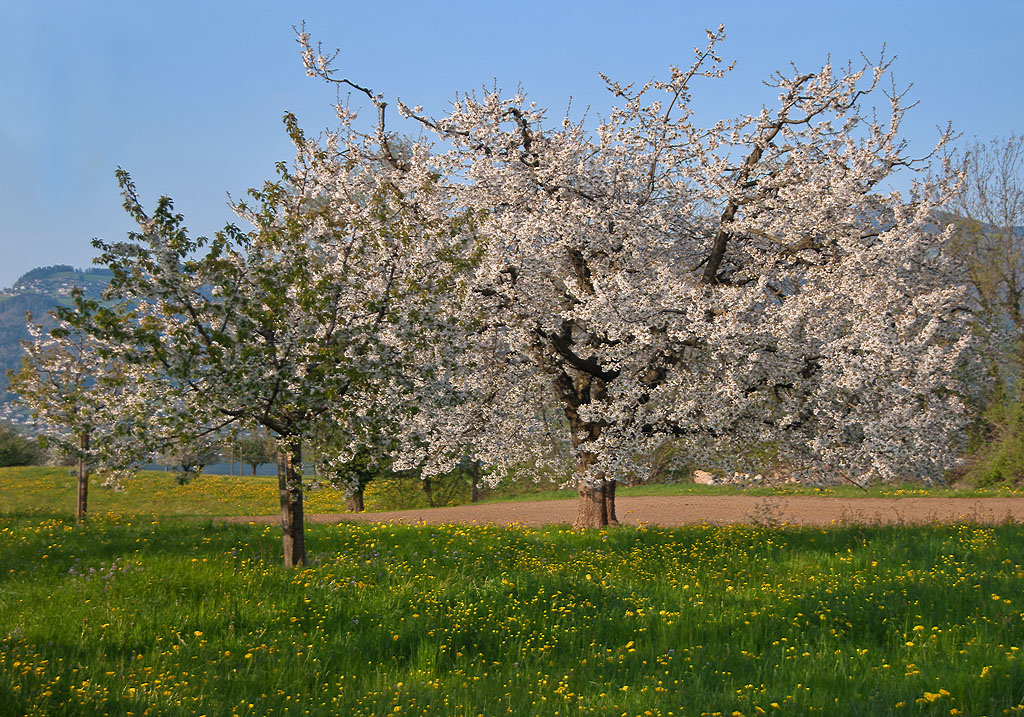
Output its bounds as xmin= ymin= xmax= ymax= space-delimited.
xmin=943 ymin=134 xmax=1024 ymax=484
xmin=81 ymin=113 xmax=452 ymax=565
xmin=946 ymin=134 xmax=1024 ymax=395
xmin=158 ymin=434 xmax=222 ymax=482
xmin=7 ymin=303 xmax=140 ymax=522
xmin=235 ymin=429 xmax=277 ymax=475
xmin=313 ymin=444 xmax=382 ymax=513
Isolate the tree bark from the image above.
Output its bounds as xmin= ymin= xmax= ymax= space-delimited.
xmin=551 ymin=354 xmax=618 ymax=528
xmin=277 ymin=442 xmax=306 ymax=568
xmin=572 ymin=445 xmax=620 ymax=528
xmin=575 ymin=481 xmax=609 ymax=528
xmin=603 ymin=479 xmax=619 ymax=526
xmin=346 ymin=487 xmax=365 ymax=512
xmin=573 ymin=480 xmax=620 ymax=527
xmin=567 ymin=420 xmax=620 ymax=527
xmin=76 ymin=430 xmax=89 ymax=524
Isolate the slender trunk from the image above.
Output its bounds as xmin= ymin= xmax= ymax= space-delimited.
xmin=422 ymin=475 xmax=434 ymax=506
xmin=277 ymin=442 xmax=306 ymax=568
xmin=76 ymin=430 xmax=89 ymax=524
xmin=471 ymin=461 xmax=481 ymax=503
xmin=347 ymin=487 xmax=365 ymax=512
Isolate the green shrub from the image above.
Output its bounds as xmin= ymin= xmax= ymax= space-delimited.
xmin=962 ymin=393 xmax=1024 ymax=486
xmin=0 ymin=422 xmax=42 ymax=467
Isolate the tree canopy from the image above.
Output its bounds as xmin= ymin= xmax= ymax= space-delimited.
xmin=66 ymin=116 xmax=456 ymax=564
xmin=297 ymin=26 xmax=974 ymax=524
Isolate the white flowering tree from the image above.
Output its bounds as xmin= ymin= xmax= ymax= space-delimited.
xmin=300 ymin=26 xmax=975 ymax=526
xmin=8 ymin=297 xmax=144 ymax=522
xmin=79 ymin=107 xmax=453 ymax=565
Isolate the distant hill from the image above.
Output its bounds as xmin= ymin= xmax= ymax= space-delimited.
xmin=9 ymin=265 xmax=113 ymax=298
xmin=0 ymin=265 xmax=112 ymax=416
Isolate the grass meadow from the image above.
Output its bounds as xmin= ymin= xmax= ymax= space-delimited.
xmin=1 ymin=467 xmax=1024 ymax=715
xmin=3 ymin=466 xmax=1021 ymax=519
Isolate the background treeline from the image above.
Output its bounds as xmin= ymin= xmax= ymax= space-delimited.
xmin=945 ymin=134 xmax=1024 ymax=486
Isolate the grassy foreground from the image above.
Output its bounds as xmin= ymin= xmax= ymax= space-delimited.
xmin=2 ymin=513 xmax=1024 ymax=716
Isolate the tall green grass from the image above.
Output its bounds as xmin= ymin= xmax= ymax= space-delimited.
xmin=2 ymin=515 xmax=1023 ymax=715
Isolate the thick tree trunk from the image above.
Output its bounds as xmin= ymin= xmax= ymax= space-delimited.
xmin=422 ymin=475 xmax=434 ymax=506
xmin=277 ymin=443 xmax=306 ymax=568
xmin=574 ymin=481 xmax=609 ymax=527
xmin=346 ymin=487 xmax=365 ymax=512
xmin=558 ymin=370 xmax=619 ymax=528
xmin=574 ymin=480 xmax=619 ymax=528
xmin=76 ymin=430 xmax=89 ymax=524
xmin=572 ymin=445 xmax=619 ymax=528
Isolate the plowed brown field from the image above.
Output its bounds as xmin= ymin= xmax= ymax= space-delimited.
xmin=227 ymin=495 xmax=1024 ymax=527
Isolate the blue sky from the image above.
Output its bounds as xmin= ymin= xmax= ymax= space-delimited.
xmin=1 ymin=0 xmax=1021 ymax=290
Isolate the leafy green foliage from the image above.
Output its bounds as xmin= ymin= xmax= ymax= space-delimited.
xmin=960 ymin=394 xmax=1024 ymax=487
xmin=0 ymin=422 xmax=41 ymax=466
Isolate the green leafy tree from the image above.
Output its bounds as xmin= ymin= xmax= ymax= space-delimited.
xmin=79 ymin=116 xmax=451 ymax=566
xmin=158 ymin=434 xmax=223 ymax=483
xmin=235 ymin=429 xmax=277 ymax=476
xmin=0 ymin=422 xmax=41 ymax=467
xmin=7 ymin=303 xmax=141 ymax=521
xmin=945 ymin=134 xmax=1024 ymax=485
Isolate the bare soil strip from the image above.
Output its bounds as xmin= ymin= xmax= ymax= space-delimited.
xmin=225 ymin=495 xmax=1024 ymax=528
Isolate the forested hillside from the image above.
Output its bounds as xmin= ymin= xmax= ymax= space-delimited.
xmin=0 ymin=266 xmax=111 ymax=405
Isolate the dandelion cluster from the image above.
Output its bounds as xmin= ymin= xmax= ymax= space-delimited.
xmin=1 ymin=516 xmax=1023 ymax=715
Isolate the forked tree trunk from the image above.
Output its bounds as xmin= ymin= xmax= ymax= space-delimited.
xmin=76 ymin=430 xmax=89 ymax=524
xmin=277 ymin=443 xmax=306 ymax=568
